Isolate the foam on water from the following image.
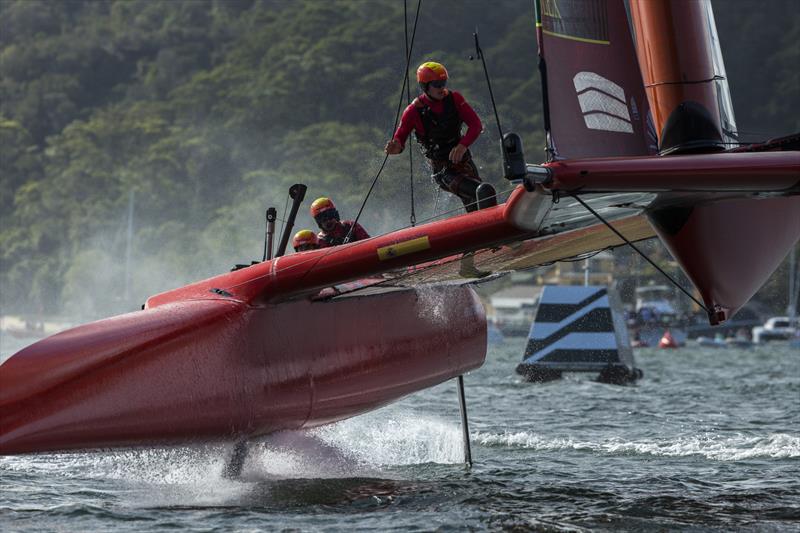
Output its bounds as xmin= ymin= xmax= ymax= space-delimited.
xmin=1 ymin=447 xmax=252 ymax=508
xmin=0 ymin=407 xmax=463 ymax=508
xmin=311 ymin=409 xmax=464 ymax=466
xmin=473 ymin=430 xmax=800 ymax=461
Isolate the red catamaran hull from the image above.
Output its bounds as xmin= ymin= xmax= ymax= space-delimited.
xmin=0 ymin=285 xmax=485 ymax=454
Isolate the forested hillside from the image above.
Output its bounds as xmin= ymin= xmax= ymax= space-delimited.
xmin=1 ymin=0 xmax=798 ymax=318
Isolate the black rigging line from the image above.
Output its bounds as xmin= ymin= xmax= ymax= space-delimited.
xmin=431 ymin=184 xmax=441 ymax=218
xmin=345 ymin=0 xmax=422 ymax=244
xmin=569 ymin=192 xmax=711 ymax=314
xmin=471 ymin=30 xmax=504 ymax=146
xmin=533 ymin=0 xmax=555 ymax=161
xmin=277 ymin=192 xmax=290 ymax=243
xmin=405 ymin=0 xmax=416 ymax=227
xmin=558 ymin=247 xmax=608 ymax=263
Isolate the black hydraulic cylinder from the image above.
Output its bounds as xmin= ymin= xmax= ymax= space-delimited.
xmin=263 ymin=207 xmax=277 ymax=261
xmin=275 ymin=184 xmax=307 ymax=258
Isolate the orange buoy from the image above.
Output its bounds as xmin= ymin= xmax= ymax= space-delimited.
xmin=659 ymin=330 xmax=679 ymax=349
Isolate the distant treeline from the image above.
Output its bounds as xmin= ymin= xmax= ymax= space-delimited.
xmin=1 ymin=0 xmax=797 ymax=317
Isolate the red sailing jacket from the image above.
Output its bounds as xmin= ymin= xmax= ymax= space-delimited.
xmin=392 ymin=90 xmax=482 ymax=158
xmin=317 ymin=220 xmax=370 ymax=247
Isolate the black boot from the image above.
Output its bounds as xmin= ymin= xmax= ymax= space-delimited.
xmin=476 ymin=183 xmax=498 ymax=210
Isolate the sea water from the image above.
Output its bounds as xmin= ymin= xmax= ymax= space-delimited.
xmin=1 ymin=333 xmax=798 ymax=531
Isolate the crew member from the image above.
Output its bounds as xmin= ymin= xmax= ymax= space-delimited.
xmin=385 ymin=61 xmax=497 ymax=212
xmin=292 ymin=229 xmax=320 ymax=252
xmin=310 ymin=197 xmax=370 ymax=247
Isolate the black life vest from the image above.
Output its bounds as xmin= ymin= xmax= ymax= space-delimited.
xmin=414 ymin=93 xmax=462 ymax=160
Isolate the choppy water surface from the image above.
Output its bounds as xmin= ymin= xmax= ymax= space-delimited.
xmin=1 ymin=334 xmax=798 ymax=531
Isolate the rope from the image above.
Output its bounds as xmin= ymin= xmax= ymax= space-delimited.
xmin=472 ymin=30 xmax=504 ymax=146
xmin=405 ymin=0 xmax=416 ymax=227
xmin=345 ymin=0 xmax=422 ymax=244
xmin=277 ymin=193 xmax=290 ymax=242
xmin=569 ymin=192 xmax=711 ymax=314
xmin=422 ymin=184 xmax=518 ymax=224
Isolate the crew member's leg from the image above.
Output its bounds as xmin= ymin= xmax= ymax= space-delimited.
xmin=430 ymin=157 xmax=497 ymax=212
xmin=427 ymin=160 xmax=493 ymax=277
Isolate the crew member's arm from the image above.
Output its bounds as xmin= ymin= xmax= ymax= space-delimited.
xmin=316 ymin=232 xmax=332 ymax=248
xmin=449 ymin=91 xmax=483 ymax=163
xmin=385 ymin=103 xmax=419 ymax=155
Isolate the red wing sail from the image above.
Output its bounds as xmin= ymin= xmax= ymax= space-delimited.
xmin=536 ymin=0 xmax=655 ymax=159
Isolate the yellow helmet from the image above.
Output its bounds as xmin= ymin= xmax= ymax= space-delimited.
xmin=292 ymin=229 xmax=319 ymax=251
xmin=310 ymin=197 xmax=339 ymax=222
xmin=417 ymin=61 xmax=448 ymax=83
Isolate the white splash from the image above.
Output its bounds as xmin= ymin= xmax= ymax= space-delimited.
xmin=0 ymin=408 xmax=464 ymax=503
xmin=473 ymin=431 xmax=800 ymax=461
xmin=244 ymin=430 xmax=363 ymax=479
xmin=311 ymin=410 xmax=464 ymax=466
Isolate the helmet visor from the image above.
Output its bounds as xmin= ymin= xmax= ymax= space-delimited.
xmin=314 ymin=209 xmax=338 ymax=224
xmin=428 ymin=79 xmax=447 ymax=89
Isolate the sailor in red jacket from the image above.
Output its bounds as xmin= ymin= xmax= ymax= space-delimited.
xmin=292 ymin=229 xmax=320 ymax=252
xmin=311 ymin=197 xmax=370 ymax=247
xmin=385 ymin=61 xmax=497 ymax=212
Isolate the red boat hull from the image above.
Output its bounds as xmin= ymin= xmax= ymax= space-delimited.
xmin=0 ymin=285 xmax=485 ymax=455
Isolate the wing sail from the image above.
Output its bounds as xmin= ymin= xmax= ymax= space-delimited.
xmin=536 ymin=0 xmax=655 ymax=159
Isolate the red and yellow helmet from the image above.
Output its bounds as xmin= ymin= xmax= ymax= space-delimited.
xmin=416 ymin=61 xmax=448 ymax=84
xmin=310 ymin=197 xmax=339 ymax=220
xmin=292 ymin=229 xmax=318 ymax=251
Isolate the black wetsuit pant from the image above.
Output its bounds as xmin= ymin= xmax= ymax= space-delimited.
xmin=430 ymin=155 xmax=496 ymax=213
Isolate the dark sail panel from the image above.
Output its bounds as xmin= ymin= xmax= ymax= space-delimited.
xmin=536 ymin=0 xmax=656 ymax=160
xmin=540 ymin=0 xmax=609 ymax=43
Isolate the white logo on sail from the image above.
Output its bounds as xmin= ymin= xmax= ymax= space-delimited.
xmin=573 ymin=72 xmax=633 ymax=133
